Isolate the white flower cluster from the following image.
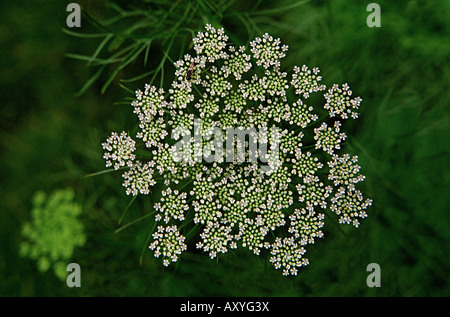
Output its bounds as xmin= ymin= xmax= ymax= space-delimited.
xmin=324 ymin=83 xmax=362 ymax=119
xmin=288 ymin=208 xmax=325 ymax=245
xmin=250 ymin=33 xmax=289 ymax=69
xmin=291 ymin=65 xmax=326 ymax=99
xmin=314 ymin=121 xmax=347 ymax=155
xmin=154 ymin=187 xmax=189 ymax=223
xmin=224 ymin=46 xmax=252 ymax=80
xmin=102 ymin=132 xmax=136 ymax=170
xmin=122 ymin=161 xmax=156 ymax=196
xmin=102 ymin=24 xmax=372 ymax=274
xmin=193 ymin=24 xmax=229 ymax=63
xmin=268 ymin=236 xmax=308 ymax=276
xmin=196 ymin=221 xmax=237 ymax=259
xmin=327 ymin=154 xmax=366 ymax=188
xmin=330 ymin=187 xmax=371 ymax=228
xmin=149 ymin=225 xmax=187 ymax=267
xmin=132 ymin=84 xmax=167 ymax=121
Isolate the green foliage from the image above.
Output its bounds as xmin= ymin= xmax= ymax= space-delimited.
xmin=20 ymin=189 xmax=86 ymax=281
xmin=64 ymin=0 xmax=320 ymax=95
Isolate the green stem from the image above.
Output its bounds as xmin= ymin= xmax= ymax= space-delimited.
xmin=140 ymin=219 xmax=158 ymax=266
xmin=118 ymin=196 xmax=137 ymax=225
xmin=324 ymin=209 xmax=348 ymax=237
xmin=84 ymin=167 xmax=125 ymax=178
xmin=185 ymin=223 xmax=200 ymax=238
xmin=114 ymin=210 xmax=156 ymax=234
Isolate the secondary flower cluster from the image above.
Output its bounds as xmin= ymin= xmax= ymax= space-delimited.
xmin=103 ymin=24 xmax=372 ymax=276
xmin=20 ymin=189 xmax=86 ymax=280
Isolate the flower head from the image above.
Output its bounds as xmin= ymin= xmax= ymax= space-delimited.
xmin=20 ymin=189 xmax=86 ymax=280
xmin=132 ymin=85 xmax=167 ymax=121
xmin=288 ymin=208 xmax=325 ymax=245
xmin=122 ymin=160 xmax=156 ymax=196
xmin=268 ymin=237 xmax=308 ymax=276
xmin=250 ymin=33 xmax=289 ymax=69
xmin=154 ymin=187 xmax=189 ymax=223
xmin=193 ymin=24 xmax=229 ymax=62
xmin=102 ymin=131 xmax=136 ymax=170
xmin=330 ymin=187 xmax=372 ymax=228
xmin=324 ymin=83 xmax=362 ymax=119
xmin=103 ymin=24 xmax=373 ymax=276
xmin=297 ymin=175 xmax=333 ymax=210
xmin=149 ymin=225 xmax=187 ymax=266
xmin=196 ymin=221 xmax=236 ymax=259
xmin=223 ymin=46 xmax=252 ymax=80
xmin=289 ymin=99 xmax=319 ymax=128
xmin=327 ymin=154 xmax=366 ymax=188
xmin=291 ymin=65 xmax=326 ymax=98
xmin=314 ymin=121 xmax=347 ymax=155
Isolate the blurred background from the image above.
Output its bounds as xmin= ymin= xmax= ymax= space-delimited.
xmin=0 ymin=0 xmax=448 ymax=296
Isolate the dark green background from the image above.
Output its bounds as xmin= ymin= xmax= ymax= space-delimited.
xmin=0 ymin=0 xmax=448 ymax=296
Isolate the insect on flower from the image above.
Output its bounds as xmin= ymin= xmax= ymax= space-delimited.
xmin=186 ymin=62 xmax=195 ymax=80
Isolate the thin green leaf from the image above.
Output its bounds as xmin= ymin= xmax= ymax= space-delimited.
xmin=84 ymin=167 xmax=117 ymax=178
xmin=62 ymin=28 xmax=110 ymax=38
xmin=76 ymin=65 xmax=106 ymax=96
xmin=65 ymin=53 xmax=121 ymax=65
xmin=101 ymin=67 xmax=121 ymax=94
xmin=120 ymin=69 xmax=157 ymax=83
xmin=139 ymin=219 xmax=157 ymax=266
xmin=251 ymin=0 xmax=311 ymax=16
xmin=114 ymin=211 xmax=155 ymax=234
xmin=88 ymin=34 xmax=114 ymax=66
xmin=118 ymin=196 xmax=137 ymax=225
xmin=144 ymin=40 xmax=152 ymax=66
xmin=118 ymin=82 xmax=135 ymax=94
xmin=118 ymin=43 xmax=148 ymax=70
